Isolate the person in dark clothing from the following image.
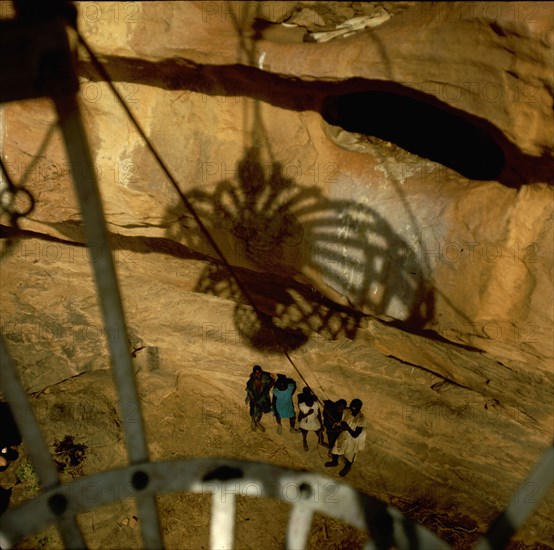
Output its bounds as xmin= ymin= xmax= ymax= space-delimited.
xmin=245 ymin=365 xmax=274 ymax=432
xmin=325 ymin=398 xmax=366 ymax=477
xmin=0 ymin=401 xmax=22 ymax=515
xmin=0 ymin=402 xmax=21 ymax=471
xmin=323 ymin=398 xmax=347 ymax=454
xmin=297 ymin=386 xmax=315 ymax=407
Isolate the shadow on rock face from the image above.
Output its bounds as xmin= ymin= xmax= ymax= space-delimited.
xmin=233 ymin=303 xmax=309 ymax=353
xmin=166 ymin=146 xmax=434 ymax=352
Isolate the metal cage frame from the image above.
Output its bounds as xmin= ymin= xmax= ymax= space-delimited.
xmin=1 ymin=3 xmax=552 ymax=549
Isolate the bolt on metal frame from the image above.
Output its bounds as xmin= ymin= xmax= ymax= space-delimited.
xmin=0 ymin=3 xmax=552 ymax=549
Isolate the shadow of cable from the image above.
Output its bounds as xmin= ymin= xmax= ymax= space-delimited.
xmin=98 ymin=0 xmax=433 ymax=354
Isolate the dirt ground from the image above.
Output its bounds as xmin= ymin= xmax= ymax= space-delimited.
xmin=2 ymin=342 xmax=552 ymax=549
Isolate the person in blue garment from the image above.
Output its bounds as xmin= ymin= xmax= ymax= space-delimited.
xmin=272 ymin=374 xmax=299 ymax=434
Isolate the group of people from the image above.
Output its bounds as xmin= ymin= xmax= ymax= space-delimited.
xmin=245 ymin=365 xmax=366 ymax=477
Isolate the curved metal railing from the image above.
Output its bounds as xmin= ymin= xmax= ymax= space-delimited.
xmin=0 ymin=456 xmax=452 ymax=550
xmin=1 ymin=3 xmax=552 ymax=549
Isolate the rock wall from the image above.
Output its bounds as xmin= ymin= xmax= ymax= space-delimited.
xmin=1 ymin=2 xmax=553 ymax=548
xmin=3 ymin=1 xmax=553 ymax=365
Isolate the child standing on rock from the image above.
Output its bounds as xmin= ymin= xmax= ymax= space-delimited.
xmin=298 ymin=392 xmax=323 ymax=452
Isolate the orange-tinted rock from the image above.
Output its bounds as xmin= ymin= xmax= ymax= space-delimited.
xmin=1 ymin=4 xmax=553 ymax=546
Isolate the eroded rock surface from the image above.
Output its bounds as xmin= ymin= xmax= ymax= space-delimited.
xmin=1 ymin=2 xmax=553 ymax=548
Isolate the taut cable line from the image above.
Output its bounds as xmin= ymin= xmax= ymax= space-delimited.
xmin=76 ymin=33 xmax=330 ymax=404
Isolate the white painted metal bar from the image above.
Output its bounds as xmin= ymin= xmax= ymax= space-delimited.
xmin=135 ymin=492 xmax=163 ymax=550
xmin=52 ymin=94 xmax=148 ymax=464
xmin=0 ymin=9 xmax=551 ymax=550
xmin=0 ymin=458 xmax=451 ymax=549
xmin=0 ymin=337 xmax=58 ymax=490
xmin=473 ymin=443 xmax=554 ymax=550
xmin=57 ymin=516 xmax=88 ymax=550
xmin=0 ymin=336 xmax=86 ymax=549
xmin=388 ymin=506 xmax=451 ymax=549
xmin=210 ymin=486 xmax=236 ymax=550
xmin=286 ymin=504 xmax=314 ymax=549
xmin=53 ymin=92 xmax=163 ymax=549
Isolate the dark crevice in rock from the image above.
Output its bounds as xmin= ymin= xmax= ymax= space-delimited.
xmin=0 ymin=223 xmax=365 ymax=348
xmin=1 ymin=223 xmax=87 ymax=248
xmin=0 ymin=222 xmax=205 ymax=261
xmin=30 ymin=371 xmax=89 ymax=396
xmin=389 ymin=322 xmax=485 ymax=354
xmin=387 ymin=355 xmax=478 ymax=394
xmin=77 ymin=57 xmax=554 ymax=188
xmin=321 ymin=90 xmax=505 ymax=182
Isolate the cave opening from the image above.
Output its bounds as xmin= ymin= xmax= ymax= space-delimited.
xmin=322 ymin=90 xmax=506 ymax=182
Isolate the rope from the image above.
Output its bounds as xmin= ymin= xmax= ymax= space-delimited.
xmin=76 ymin=34 xmax=334 ymax=410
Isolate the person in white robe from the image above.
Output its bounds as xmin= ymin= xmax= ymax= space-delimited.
xmin=325 ymin=399 xmax=366 ymax=476
xmin=298 ymin=393 xmax=324 ymax=452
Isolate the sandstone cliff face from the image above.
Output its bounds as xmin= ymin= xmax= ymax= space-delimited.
xmin=1 ymin=2 xmax=553 ymax=549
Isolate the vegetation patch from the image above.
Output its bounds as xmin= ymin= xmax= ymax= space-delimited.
xmin=15 ymin=459 xmax=39 ymax=495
